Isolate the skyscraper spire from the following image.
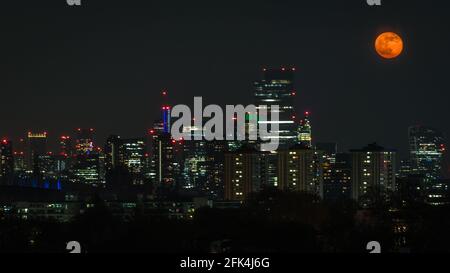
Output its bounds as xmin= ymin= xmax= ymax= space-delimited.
xmin=298 ymin=111 xmax=312 ymax=148
xmin=161 ymin=90 xmax=171 ymax=134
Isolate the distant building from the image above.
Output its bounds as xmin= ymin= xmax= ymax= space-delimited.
xmin=104 ymin=135 xmax=121 ymax=172
xmin=118 ymin=138 xmax=146 ymax=184
xmin=71 ymin=153 xmax=102 ymax=186
xmin=36 ymin=153 xmax=58 ymax=180
xmin=254 ymin=68 xmax=297 ymax=149
xmin=0 ymin=139 xmax=14 ymax=185
xmin=13 ymin=138 xmax=26 ymax=172
xmin=408 ymin=126 xmax=446 ymax=182
xmin=26 ymin=132 xmax=48 ymax=171
xmin=323 ymin=153 xmax=352 ymax=202
xmin=396 ymin=174 xmax=426 ymax=207
xmin=317 ymin=142 xmax=337 ymax=201
xmin=350 ymin=143 xmax=396 ymax=207
xmin=426 ymin=179 xmax=450 ymax=206
xmin=298 ymin=112 xmax=312 ymax=148
xmin=224 ymin=146 xmax=272 ymax=201
xmin=152 ymin=132 xmax=176 ymax=189
xmin=75 ymin=128 xmax=95 ymax=155
xmin=203 ymin=140 xmax=227 ymax=200
xmin=59 ymin=135 xmax=73 ymax=157
xmin=182 ymin=139 xmax=227 ymax=200
xmin=278 ymin=144 xmax=324 ymax=197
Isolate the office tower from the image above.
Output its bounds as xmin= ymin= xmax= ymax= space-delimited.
xmin=13 ymin=138 xmax=26 ymax=172
xmin=323 ymin=153 xmax=352 ymax=201
xmin=71 ymin=153 xmax=101 ymax=186
xmin=161 ymin=90 xmax=171 ymax=134
xmin=408 ymin=126 xmax=446 ymax=182
xmin=298 ymin=111 xmax=312 ymax=148
xmin=254 ymin=67 xmax=297 ymax=149
xmin=224 ymin=146 xmax=271 ymax=201
xmin=75 ymin=128 xmax=95 ymax=154
xmin=398 ymin=159 xmax=413 ymax=178
xmin=104 ymin=135 xmax=121 ymax=172
xmin=203 ymin=140 xmax=227 ymax=200
xmin=37 ymin=153 xmax=58 ymax=180
xmin=118 ymin=138 xmax=146 ymax=184
xmin=182 ymin=139 xmax=208 ymax=190
xmin=0 ymin=139 xmax=14 ymax=185
xmin=350 ymin=143 xmax=396 ymax=207
xmin=152 ymin=132 xmax=176 ymax=188
xmin=58 ymin=135 xmax=74 ymax=172
xmin=59 ymin=135 xmax=73 ymax=157
xmin=26 ymin=132 xmax=48 ymax=171
xmin=426 ymin=179 xmax=450 ymax=206
xmin=278 ymin=144 xmax=324 ymax=197
xmin=148 ymin=121 xmax=166 ymax=183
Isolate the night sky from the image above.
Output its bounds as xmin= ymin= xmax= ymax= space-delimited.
xmin=1 ymin=0 xmax=449 ymax=159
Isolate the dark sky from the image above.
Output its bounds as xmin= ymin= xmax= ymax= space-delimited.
xmin=1 ymin=0 xmax=449 ymax=158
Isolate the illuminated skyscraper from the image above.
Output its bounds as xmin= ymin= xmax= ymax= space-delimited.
xmin=0 ymin=139 xmax=14 ymax=185
xmin=104 ymin=135 xmax=121 ymax=172
xmin=71 ymin=153 xmax=101 ymax=186
xmin=13 ymin=138 xmax=26 ymax=172
xmin=59 ymin=135 xmax=73 ymax=157
xmin=298 ymin=111 xmax=312 ymax=148
xmin=152 ymin=132 xmax=176 ymax=189
xmin=408 ymin=125 xmax=446 ymax=182
xmin=254 ymin=68 xmax=297 ymax=149
xmin=26 ymin=132 xmax=48 ymax=171
xmin=75 ymin=128 xmax=95 ymax=154
xmin=58 ymin=135 xmax=74 ymax=172
xmin=118 ymin=138 xmax=146 ymax=184
xmin=37 ymin=153 xmax=58 ymax=180
xmin=350 ymin=143 xmax=396 ymax=207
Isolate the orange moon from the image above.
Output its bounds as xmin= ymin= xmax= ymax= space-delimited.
xmin=375 ymin=32 xmax=404 ymax=59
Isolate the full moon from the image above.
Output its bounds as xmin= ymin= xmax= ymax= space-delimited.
xmin=375 ymin=32 xmax=404 ymax=59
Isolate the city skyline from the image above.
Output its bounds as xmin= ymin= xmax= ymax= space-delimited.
xmin=1 ymin=0 xmax=450 ymax=255
xmin=1 ymin=0 xmax=450 ymax=157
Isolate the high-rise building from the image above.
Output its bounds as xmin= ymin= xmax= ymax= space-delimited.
xmin=104 ymin=135 xmax=121 ymax=172
xmin=203 ymin=140 xmax=227 ymax=200
xmin=298 ymin=111 xmax=312 ymax=148
xmin=71 ymin=153 xmax=101 ymax=186
xmin=254 ymin=68 xmax=297 ymax=149
xmin=13 ymin=138 xmax=26 ymax=173
xmin=118 ymin=138 xmax=146 ymax=184
xmin=278 ymin=144 xmax=324 ymax=197
xmin=26 ymin=132 xmax=48 ymax=171
xmin=426 ymin=179 xmax=450 ymax=206
xmin=0 ymin=139 xmax=14 ymax=185
xmin=224 ymin=146 xmax=271 ymax=201
xmin=408 ymin=125 xmax=446 ymax=182
xmin=37 ymin=153 xmax=58 ymax=180
xmin=75 ymin=128 xmax=95 ymax=154
xmin=152 ymin=132 xmax=176 ymax=189
xmin=58 ymin=135 xmax=74 ymax=173
xmin=323 ymin=153 xmax=352 ymax=201
xmin=59 ymin=135 xmax=73 ymax=157
xmin=350 ymin=143 xmax=396 ymax=207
